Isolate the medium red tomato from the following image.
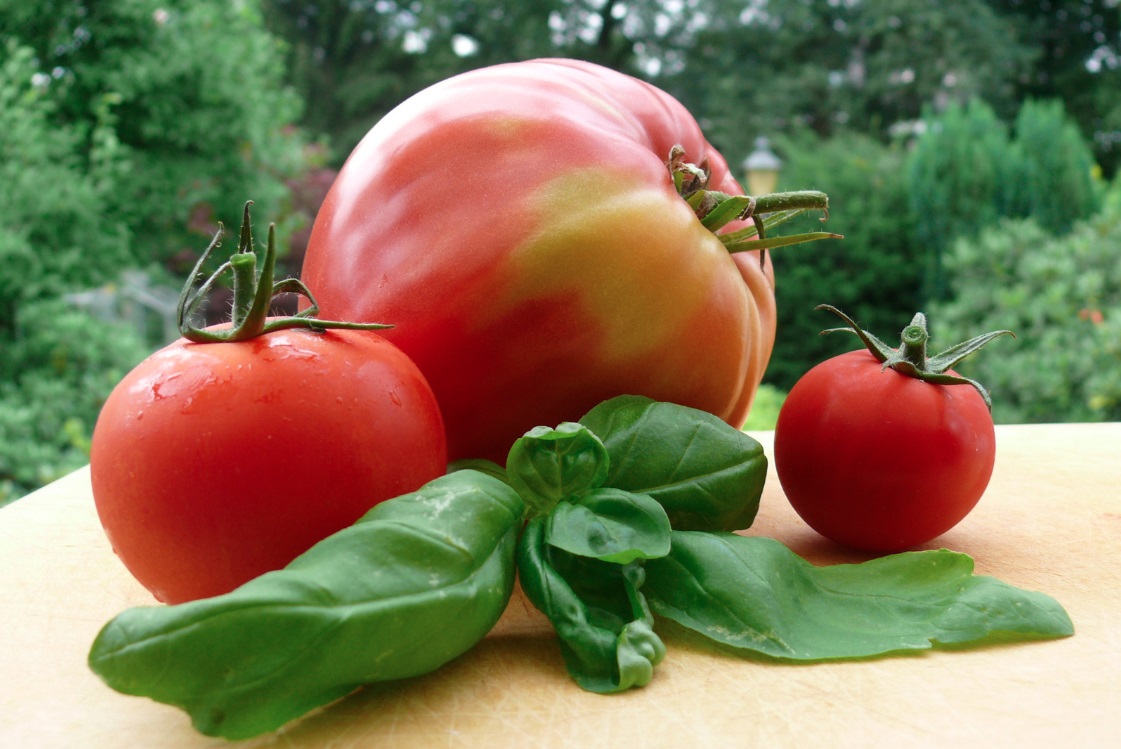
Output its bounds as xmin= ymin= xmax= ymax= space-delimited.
xmin=91 ymin=210 xmax=447 ymax=604
xmin=773 ymin=306 xmax=1012 ymax=553
xmin=301 ymin=59 xmax=834 ymax=463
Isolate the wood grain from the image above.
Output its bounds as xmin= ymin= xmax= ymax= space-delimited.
xmin=2 ymin=423 xmax=1118 ymax=748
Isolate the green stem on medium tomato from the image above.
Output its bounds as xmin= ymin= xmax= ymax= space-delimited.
xmin=666 ymin=145 xmax=842 ymax=266
xmin=177 ymin=202 xmax=392 ymax=343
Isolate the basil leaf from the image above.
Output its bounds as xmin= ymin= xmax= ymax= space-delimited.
xmin=448 ymin=457 xmax=508 ymax=483
xmin=644 ymin=532 xmax=1075 ymax=660
xmin=517 ymin=516 xmax=666 ymax=693
xmin=580 ymin=395 xmax=766 ymax=531
xmin=506 ymin=422 xmax=610 ymax=514
xmin=88 ymin=471 xmax=525 ymax=740
xmin=546 ymin=487 xmax=672 ymax=564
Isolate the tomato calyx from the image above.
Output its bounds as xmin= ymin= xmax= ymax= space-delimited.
xmin=666 ymin=145 xmax=842 ymax=266
xmin=177 ymin=202 xmax=392 ymax=343
xmin=816 ymin=303 xmax=1015 ymax=410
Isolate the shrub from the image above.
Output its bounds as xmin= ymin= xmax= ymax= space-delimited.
xmin=928 ymin=212 xmax=1121 ymax=424
xmin=765 ymin=130 xmax=923 ymax=391
xmin=0 ymin=300 xmax=150 ymax=506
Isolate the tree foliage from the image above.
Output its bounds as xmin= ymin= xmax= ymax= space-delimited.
xmin=907 ymin=97 xmax=1100 ymax=301
xmin=765 ymin=129 xmax=922 ymax=391
xmin=0 ymin=299 xmax=150 ymax=505
xmin=929 ymin=211 xmax=1121 ymax=424
xmin=0 ymin=0 xmax=309 ymax=502
xmin=0 ymin=42 xmax=129 ymax=334
xmin=0 ymin=0 xmax=307 ymax=272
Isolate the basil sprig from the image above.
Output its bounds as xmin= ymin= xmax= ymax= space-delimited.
xmin=511 ymin=396 xmax=1073 ymax=693
xmin=88 ymin=395 xmax=1073 ymax=740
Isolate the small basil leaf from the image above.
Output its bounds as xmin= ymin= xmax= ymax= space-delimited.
xmin=580 ymin=395 xmax=767 ymax=531
xmin=506 ymin=422 xmax=610 ymax=514
xmin=88 ymin=471 xmax=525 ymax=740
xmin=546 ymin=487 xmax=672 ymax=564
xmin=517 ymin=516 xmax=665 ymax=694
xmin=644 ymin=532 xmax=1075 ymax=661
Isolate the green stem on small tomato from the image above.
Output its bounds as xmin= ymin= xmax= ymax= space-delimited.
xmin=816 ymin=304 xmax=1015 ymax=411
xmin=898 ymin=314 xmax=931 ymax=371
xmin=665 ymin=146 xmax=842 ymax=267
xmin=177 ymin=201 xmax=392 ymax=343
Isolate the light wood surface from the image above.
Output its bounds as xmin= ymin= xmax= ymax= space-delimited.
xmin=2 ymin=423 xmax=1119 ymax=748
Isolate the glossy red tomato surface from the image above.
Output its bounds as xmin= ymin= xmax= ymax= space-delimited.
xmin=773 ymin=350 xmax=996 ymax=553
xmin=90 ymin=327 xmax=447 ymax=603
xmin=301 ymin=59 xmax=776 ymax=463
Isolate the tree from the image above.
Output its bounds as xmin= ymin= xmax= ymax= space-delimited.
xmin=1005 ymin=98 xmax=1102 ymax=234
xmin=991 ymin=0 xmax=1121 ymax=174
xmin=907 ymin=97 xmax=1101 ymax=302
xmin=0 ymin=0 xmax=307 ymax=274
xmin=0 ymin=42 xmax=128 ymax=334
xmin=661 ymin=0 xmax=1035 ymax=163
xmin=262 ymin=0 xmax=690 ymax=162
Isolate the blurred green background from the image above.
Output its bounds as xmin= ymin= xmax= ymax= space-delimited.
xmin=2 ymin=0 xmax=1119 ymax=504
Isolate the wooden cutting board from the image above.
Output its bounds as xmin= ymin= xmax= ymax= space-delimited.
xmin=2 ymin=423 xmax=1119 ymax=748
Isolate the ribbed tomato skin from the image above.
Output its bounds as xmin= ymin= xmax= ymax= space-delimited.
xmin=301 ymin=59 xmax=775 ymax=462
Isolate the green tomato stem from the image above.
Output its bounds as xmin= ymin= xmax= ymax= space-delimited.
xmin=177 ymin=201 xmax=392 ymax=343
xmin=816 ymin=304 xmax=1015 ymax=411
xmin=665 ymin=146 xmax=841 ymax=266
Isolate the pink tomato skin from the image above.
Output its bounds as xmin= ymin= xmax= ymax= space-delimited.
xmin=300 ymin=59 xmax=776 ymax=463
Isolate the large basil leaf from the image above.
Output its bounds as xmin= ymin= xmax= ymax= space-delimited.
xmin=88 ymin=471 xmax=525 ymax=740
xmin=517 ymin=516 xmax=666 ymax=694
xmin=506 ymin=422 xmax=609 ymax=514
xmin=546 ymin=487 xmax=672 ymax=564
xmin=580 ymin=395 xmax=766 ymax=531
xmin=644 ymin=532 xmax=1075 ymax=660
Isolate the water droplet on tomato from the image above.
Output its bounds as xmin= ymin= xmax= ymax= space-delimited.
xmin=390 ymin=391 xmax=402 ymax=406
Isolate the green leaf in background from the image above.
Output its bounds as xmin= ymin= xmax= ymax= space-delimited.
xmin=579 ymin=396 xmax=766 ymax=531
xmin=506 ymin=422 xmax=610 ymax=514
xmin=88 ymin=471 xmax=525 ymax=740
xmin=546 ymin=487 xmax=672 ymax=564
xmin=644 ymin=533 xmax=1074 ymax=660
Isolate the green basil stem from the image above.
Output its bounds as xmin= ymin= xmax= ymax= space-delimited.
xmin=516 ymin=515 xmax=666 ymax=694
xmin=177 ymin=201 xmax=392 ymax=343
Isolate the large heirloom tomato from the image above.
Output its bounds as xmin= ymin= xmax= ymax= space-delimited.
xmin=91 ymin=209 xmax=447 ymax=604
xmin=301 ymin=59 xmax=830 ymax=463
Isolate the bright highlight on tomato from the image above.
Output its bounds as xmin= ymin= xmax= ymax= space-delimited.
xmin=774 ymin=305 xmax=1013 ymax=553
xmin=90 ymin=207 xmax=447 ymax=603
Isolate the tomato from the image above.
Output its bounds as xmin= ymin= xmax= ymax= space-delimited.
xmin=90 ymin=208 xmax=447 ymax=604
xmin=773 ymin=306 xmax=1012 ymax=553
xmin=90 ymin=327 xmax=446 ymax=603
xmin=300 ymin=59 xmax=832 ymax=463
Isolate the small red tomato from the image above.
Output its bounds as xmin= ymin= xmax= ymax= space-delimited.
xmin=90 ymin=206 xmax=447 ymax=603
xmin=774 ymin=305 xmax=1012 ymax=553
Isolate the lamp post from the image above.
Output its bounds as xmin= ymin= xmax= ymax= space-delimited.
xmin=742 ymin=136 xmax=782 ymax=196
